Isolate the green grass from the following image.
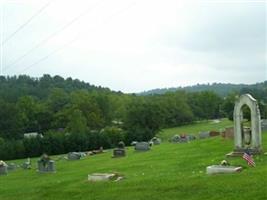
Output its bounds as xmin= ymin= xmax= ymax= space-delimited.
xmin=158 ymin=118 xmax=233 ymax=141
xmin=1 ymin=119 xmax=266 ymax=200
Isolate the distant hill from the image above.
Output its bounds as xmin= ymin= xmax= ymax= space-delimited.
xmin=138 ymin=81 xmax=267 ymax=97
xmin=0 ymin=74 xmax=117 ymax=102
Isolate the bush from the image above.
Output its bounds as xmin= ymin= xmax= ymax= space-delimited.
xmin=99 ymin=127 xmax=125 ymax=148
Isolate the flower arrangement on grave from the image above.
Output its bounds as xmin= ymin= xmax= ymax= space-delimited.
xmin=220 ymin=160 xmax=230 ymax=166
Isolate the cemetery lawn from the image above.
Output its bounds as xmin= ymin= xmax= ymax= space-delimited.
xmin=1 ymin=119 xmax=267 ymax=200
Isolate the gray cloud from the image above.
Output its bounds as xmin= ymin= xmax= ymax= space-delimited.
xmin=1 ymin=0 xmax=266 ymax=92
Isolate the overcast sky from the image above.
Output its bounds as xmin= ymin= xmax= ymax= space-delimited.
xmin=0 ymin=0 xmax=266 ymax=93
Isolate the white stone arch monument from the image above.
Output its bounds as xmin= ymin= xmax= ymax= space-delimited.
xmin=229 ymin=94 xmax=262 ymax=156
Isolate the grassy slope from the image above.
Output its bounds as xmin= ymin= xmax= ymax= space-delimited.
xmin=0 ymin=120 xmax=266 ymax=200
xmin=158 ymin=119 xmax=233 ymax=141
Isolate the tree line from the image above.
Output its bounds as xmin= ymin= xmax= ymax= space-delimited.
xmin=139 ymin=81 xmax=267 ymax=98
xmin=0 ymin=75 xmax=266 ymax=160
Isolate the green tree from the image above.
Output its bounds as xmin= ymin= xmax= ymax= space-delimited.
xmin=221 ymin=93 xmax=238 ymax=120
xmin=159 ymin=91 xmax=194 ymax=127
xmin=0 ymin=99 xmax=23 ymax=139
xmin=67 ymin=109 xmax=89 ymax=134
xmin=70 ymin=91 xmax=104 ymax=129
xmin=124 ymin=99 xmax=164 ymax=142
xmin=16 ymin=96 xmax=39 ymax=132
xmin=47 ymin=88 xmax=69 ymax=113
xmin=188 ymin=91 xmax=222 ymax=119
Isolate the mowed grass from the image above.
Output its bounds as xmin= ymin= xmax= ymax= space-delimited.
xmin=158 ymin=119 xmax=233 ymax=141
xmin=0 ymin=119 xmax=267 ymax=200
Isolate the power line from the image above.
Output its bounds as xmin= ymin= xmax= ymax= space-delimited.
xmin=1 ymin=0 xmax=52 ymax=46
xmin=18 ymin=1 xmax=137 ymax=74
xmin=3 ymin=0 xmax=105 ymax=72
xmin=19 ymin=37 xmax=78 ymax=73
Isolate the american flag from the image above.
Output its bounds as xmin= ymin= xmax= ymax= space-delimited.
xmin=242 ymin=150 xmax=256 ymax=167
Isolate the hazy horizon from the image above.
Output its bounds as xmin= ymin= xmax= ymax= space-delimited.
xmin=0 ymin=0 xmax=266 ymax=93
xmin=3 ymin=73 xmax=266 ymax=94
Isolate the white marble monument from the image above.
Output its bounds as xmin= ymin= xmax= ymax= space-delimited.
xmin=227 ymin=94 xmax=262 ymax=156
xmin=206 ymin=165 xmax=242 ymax=175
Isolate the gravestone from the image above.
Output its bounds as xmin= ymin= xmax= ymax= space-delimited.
xmin=209 ymin=131 xmax=220 ymax=137
xmin=38 ymin=160 xmax=55 ymax=172
xmin=68 ymin=152 xmax=81 ymax=160
xmin=21 ymin=158 xmax=31 ymax=169
xmin=113 ymin=149 xmax=126 ymax=157
xmin=227 ymin=94 xmax=262 ymax=156
xmin=113 ymin=141 xmax=126 ymax=158
xmin=171 ymin=135 xmax=180 ymax=143
xmin=199 ymin=131 xmax=210 ymax=139
xmin=186 ymin=135 xmax=196 ymax=141
xmin=88 ymin=173 xmax=116 ymax=181
xmin=131 ymin=141 xmax=137 ymax=146
xmin=37 ymin=154 xmax=56 ymax=173
xmin=223 ymin=127 xmax=234 ymax=139
xmin=206 ymin=165 xmax=242 ymax=175
xmin=0 ymin=161 xmax=8 ymax=175
xmin=92 ymin=147 xmax=104 ymax=154
xmin=80 ymin=152 xmax=87 ymax=157
xmin=151 ymin=137 xmax=161 ymax=145
xmin=135 ymin=142 xmax=150 ymax=151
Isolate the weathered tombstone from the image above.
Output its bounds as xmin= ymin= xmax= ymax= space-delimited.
xmin=68 ymin=152 xmax=81 ymax=160
xmin=131 ymin=141 xmax=138 ymax=146
xmin=113 ymin=141 xmax=126 ymax=158
xmin=171 ymin=135 xmax=180 ymax=143
xmin=206 ymin=165 xmax=242 ymax=175
xmin=186 ymin=135 xmax=196 ymax=141
xmin=0 ymin=161 xmax=8 ymax=175
xmin=261 ymin=119 xmax=267 ymax=132
xmin=199 ymin=131 xmax=210 ymax=139
xmin=92 ymin=146 xmax=104 ymax=154
xmin=113 ymin=149 xmax=126 ymax=157
xmin=135 ymin=142 xmax=150 ymax=151
xmin=88 ymin=172 xmax=124 ymax=182
xmin=47 ymin=160 xmax=55 ymax=171
xmin=21 ymin=158 xmax=31 ymax=169
xmin=151 ymin=137 xmax=161 ymax=145
xmin=227 ymin=94 xmax=262 ymax=156
xmin=88 ymin=173 xmax=116 ymax=181
xmin=79 ymin=152 xmax=87 ymax=158
xmin=37 ymin=154 xmax=56 ymax=173
xmin=209 ymin=131 xmax=220 ymax=137
xmin=223 ymin=127 xmax=234 ymax=139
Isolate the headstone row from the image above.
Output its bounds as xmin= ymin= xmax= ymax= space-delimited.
xmin=170 ymin=134 xmax=196 ymax=143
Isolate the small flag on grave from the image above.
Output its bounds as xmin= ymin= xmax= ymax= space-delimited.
xmin=242 ymin=150 xmax=256 ymax=167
